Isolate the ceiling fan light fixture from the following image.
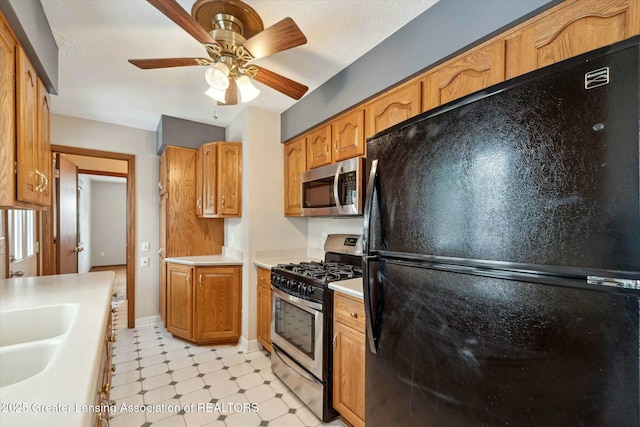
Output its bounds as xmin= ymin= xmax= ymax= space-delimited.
xmin=236 ymin=75 xmax=260 ymax=103
xmin=205 ymin=62 xmax=230 ymax=90
xmin=205 ymin=86 xmax=227 ymax=103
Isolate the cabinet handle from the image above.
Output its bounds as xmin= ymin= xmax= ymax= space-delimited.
xmin=186 ymin=273 xmax=191 ymax=285
xmin=35 ymin=169 xmax=43 ymax=191
xmin=334 ymin=140 xmax=338 ymax=153
xmin=113 ymin=292 xmax=118 ymax=298
xmin=108 ymin=332 xmax=116 ymax=343
xmin=98 ymin=382 xmax=111 ymax=394
xmin=41 ymin=172 xmax=48 ymax=192
xmin=159 ymin=248 xmax=163 ymax=256
xmin=350 ymin=312 xmax=358 ymax=319
xmin=199 ymin=274 xmax=203 ymax=288
xmin=333 ymin=334 xmax=337 ymax=350
xmin=111 ymin=364 xmax=116 ymax=373
xmin=197 ymin=197 xmax=202 ymax=210
xmin=221 ymin=195 xmax=225 ymax=208
xmin=158 ymin=182 xmax=163 ymax=191
xmin=324 ymin=142 xmax=329 ymax=156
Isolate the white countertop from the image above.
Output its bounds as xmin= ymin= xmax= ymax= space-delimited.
xmin=165 ymin=255 xmax=243 ymax=266
xmin=0 ymin=272 xmax=114 ymax=426
xmin=328 ymin=278 xmax=364 ymax=300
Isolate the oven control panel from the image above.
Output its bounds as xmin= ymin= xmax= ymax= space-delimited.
xmin=271 ymin=270 xmax=326 ymax=303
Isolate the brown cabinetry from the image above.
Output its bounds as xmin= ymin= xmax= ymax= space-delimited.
xmin=365 ymin=81 xmax=421 ymax=138
xmin=158 ymin=146 xmax=224 ymax=324
xmin=306 ymin=109 xmax=365 ymax=169
xmin=0 ymin=11 xmax=51 ymax=209
xmin=256 ymin=267 xmax=272 ymax=353
xmin=333 ymin=292 xmax=365 ymax=427
xmin=284 ymin=137 xmax=306 ymax=216
xmin=166 ymin=262 xmax=242 ymax=345
xmin=509 ymin=0 xmax=640 ymax=78
xmin=423 ymin=40 xmax=506 ymax=111
xmin=195 ymin=141 xmax=242 ymax=218
xmin=94 ymin=297 xmax=116 ymax=426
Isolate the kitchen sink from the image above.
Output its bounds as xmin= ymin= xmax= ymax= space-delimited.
xmin=0 ymin=304 xmax=78 ymax=347
xmin=0 ymin=339 xmax=60 ymax=387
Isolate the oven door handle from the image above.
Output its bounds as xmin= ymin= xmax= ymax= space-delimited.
xmin=333 ymin=161 xmax=343 ymax=213
xmin=273 ymin=345 xmax=322 ymax=384
xmin=271 ymin=286 xmax=323 ymax=312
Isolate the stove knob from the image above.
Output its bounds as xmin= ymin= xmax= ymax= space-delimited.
xmin=300 ymin=284 xmax=307 ymax=294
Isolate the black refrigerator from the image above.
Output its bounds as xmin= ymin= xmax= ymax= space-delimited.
xmin=364 ymin=36 xmax=640 ymax=427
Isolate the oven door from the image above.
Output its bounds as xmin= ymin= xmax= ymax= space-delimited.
xmin=271 ymin=286 xmax=324 ymax=379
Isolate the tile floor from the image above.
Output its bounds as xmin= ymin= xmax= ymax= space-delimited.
xmin=109 ymin=301 xmax=345 ymax=427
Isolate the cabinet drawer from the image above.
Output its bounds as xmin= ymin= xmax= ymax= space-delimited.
xmin=334 ymin=292 xmax=365 ymax=332
xmin=257 ymin=267 xmax=271 ymax=289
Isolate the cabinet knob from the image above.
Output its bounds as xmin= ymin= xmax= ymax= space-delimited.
xmin=350 ymin=312 xmax=358 ymax=319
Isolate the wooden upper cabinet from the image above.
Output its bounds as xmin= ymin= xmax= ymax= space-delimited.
xmin=0 ymin=13 xmax=16 ymax=207
xmin=332 ymin=109 xmax=365 ymax=162
xmin=159 ymin=148 xmax=168 ymax=195
xmin=423 ymin=40 xmax=506 ymax=111
xmin=510 ymin=0 xmax=640 ymax=78
xmin=37 ymin=79 xmax=51 ymax=206
xmin=195 ymin=141 xmax=242 ymax=218
xmin=365 ymin=81 xmax=421 ymax=138
xmin=16 ymin=46 xmax=40 ymax=205
xmin=306 ymin=125 xmax=332 ymax=169
xmin=284 ymin=137 xmax=306 ymax=216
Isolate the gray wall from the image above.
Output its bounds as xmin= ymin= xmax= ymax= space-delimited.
xmin=281 ymin=0 xmax=559 ymax=141
xmin=0 ymin=0 xmax=58 ymax=94
xmin=91 ymin=181 xmax=127 ymax=267
xmin=156 ymin=115 xmax=226 ymax=154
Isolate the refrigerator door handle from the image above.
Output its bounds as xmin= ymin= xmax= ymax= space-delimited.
xmin=363 ymin=255 xmax=379 ymax=353
xmin=363 ymin=159 xmax=380 ymax=354
xmin=363 ymin=159 xmax=378 ymax=255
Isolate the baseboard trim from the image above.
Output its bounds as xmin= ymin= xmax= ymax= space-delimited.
xmin=239 ymin=336 xmax=262 ymax=353
xmin=135 ymin=315 xmax=161 ymax=328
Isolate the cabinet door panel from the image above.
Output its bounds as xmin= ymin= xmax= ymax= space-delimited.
xmin=38 ymin=79 xmax=51 ymax=205
xmin=0 ymin=16 xmax=15 ymax=206
xmin=333 ymin=321 xmax=365 ymax=427
xmin=203 ymin=144 xmax=217 ymax=216
xmin=515 ymin=0 xmax=639 ymax=77
xmin=195 ymin=267 xmax=241 ymax=342
xmin=333 ymin=109 xmax=364 ymax=161
xmin=366 ymin=82 xmax=421 ymax=138
xmin=167 ymin=265 xmax=193 ymax=338
xmin=16 ymin=47 xmax=39 ymax=204
xmin=424 ymin=40 xmax=506 ymax=111
xmin=284 ymin=138 xmax=306 ymax=216
xmin=218 ymin=143 xmax=241 ymax=216
xmin=306 ymin=125 xmax=332 ymax=169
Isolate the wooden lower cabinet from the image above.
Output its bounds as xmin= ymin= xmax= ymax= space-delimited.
xmin=333 ymin=292 xmax=366 ymax=427
xmin=167 ymin=263 xmax=241 ymax=345
xmin=94 ymin=299 xmax=116 ymax=426
xmin=256 ymin=267 xmax=272 ymax=353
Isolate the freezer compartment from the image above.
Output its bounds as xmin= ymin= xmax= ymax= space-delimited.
xmin=365 ymin=258 xmax=640 ymax=427
xmin=365 ymin=40 xmax=640 ymax=275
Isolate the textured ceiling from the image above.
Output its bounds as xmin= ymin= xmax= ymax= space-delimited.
xmin=40 ymin=0 xmax=438 ymax=131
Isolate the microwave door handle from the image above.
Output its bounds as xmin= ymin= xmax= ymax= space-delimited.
xmin=333 ymin=162 xmax=343 ymax=213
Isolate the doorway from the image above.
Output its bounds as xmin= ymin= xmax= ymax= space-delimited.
xmin=44 ymin=145 xmax=136 ymax=328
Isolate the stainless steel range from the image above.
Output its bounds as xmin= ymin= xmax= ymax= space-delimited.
xmin=270 ymin=234 xmax=363 ymax=422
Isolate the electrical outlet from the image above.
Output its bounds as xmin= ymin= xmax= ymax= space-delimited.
xmin=141 ymin=257 xmax=149 ymax=267
xmin=141 ymin=241 xmax=150 ymax=252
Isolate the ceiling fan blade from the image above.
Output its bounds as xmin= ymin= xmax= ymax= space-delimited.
xmin=252 ymin=66 xmax=308 ymax=100
xmin=147 ymin=0 xmax=218 ymax=45
xmin=220 ymin=78 xmax=238 ymax=106
xmin=128 ymin=58 xmax=211 ymax=69
xmin=243 ymin=17 xmax=307 ymax=60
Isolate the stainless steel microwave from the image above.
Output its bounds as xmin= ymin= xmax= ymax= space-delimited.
xmin=301 ymin=157 xmax=364 ymax=217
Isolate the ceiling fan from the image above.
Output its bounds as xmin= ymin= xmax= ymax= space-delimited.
xmin=129 ymin=0 xmax=309 ymax=105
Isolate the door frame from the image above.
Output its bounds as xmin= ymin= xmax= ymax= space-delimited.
xmin=47 ymin=145 xmax=136 ymax=328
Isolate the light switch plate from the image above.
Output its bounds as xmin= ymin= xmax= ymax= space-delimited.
xmin=141 ymin=257 xmax=149 ymax=267
xmin=141 ymin=241 xmax=150 ymax=252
